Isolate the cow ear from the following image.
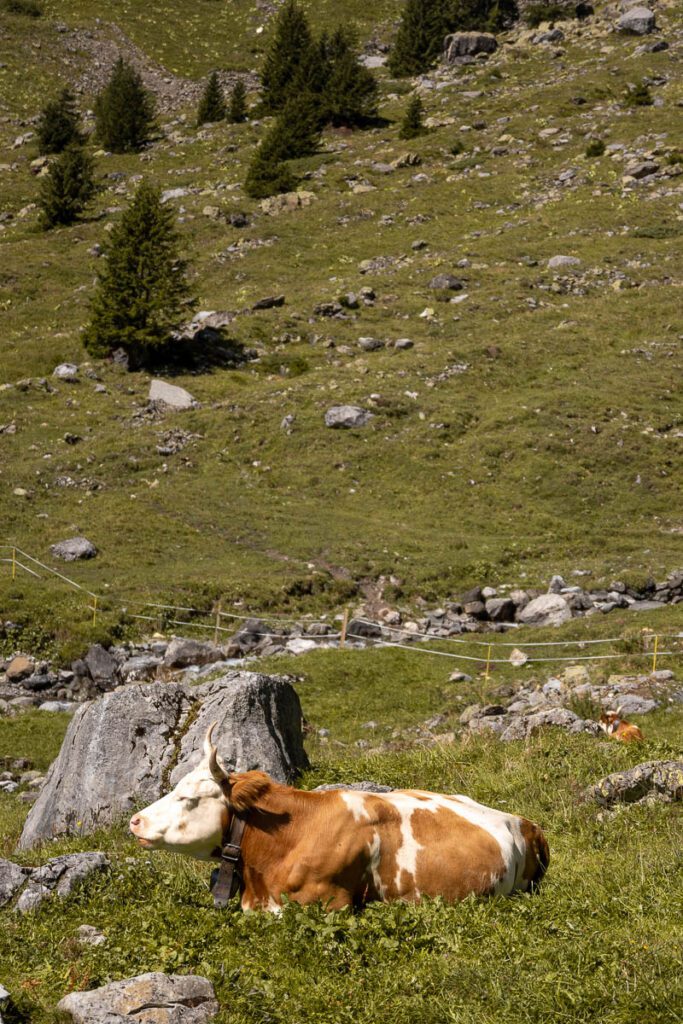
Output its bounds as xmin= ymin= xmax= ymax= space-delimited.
xmin=228 ymin=771 xmax=272 ymax=811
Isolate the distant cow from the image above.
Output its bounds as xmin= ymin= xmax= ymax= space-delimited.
xmin=599 ymin=709 xmax=644 ymax=743
xmin=130 ymin=725 xmax=549 ymax=912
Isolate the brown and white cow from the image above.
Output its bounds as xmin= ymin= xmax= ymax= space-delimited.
xmin=599 ymin=709 xmax=644 ymax=743
xmin=130 ymin=725 xmax=549 ymax=911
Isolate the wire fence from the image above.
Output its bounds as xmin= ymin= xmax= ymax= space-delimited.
xmin=2 ymin=543 xmax=681 ymax=675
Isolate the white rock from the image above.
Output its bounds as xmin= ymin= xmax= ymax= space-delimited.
xmin=286 ymin=638 xmax=319 ymax=654
xmin=52 ymin=363 xmax=79 ymax=381
xmin=518 ymin=593 xmax=572 ymax=628
xmin=149 ymin=379 xmax=196 ymax=410
xmin=548 ymin=255 xmax=581 ymax=270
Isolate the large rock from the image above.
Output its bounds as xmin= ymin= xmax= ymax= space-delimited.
xmin=149 ymin=379 xmax=196 ymax=410
xmin=163 ymin=637 xmax=225 ymax=669
xmin=57 ymin=973 xmax=218 ymax=1024
xmin=0 ymin=853 xmax=108 ymax=913
xmin=18 ymin=672 xmax=308 ymax=848
xmin=517 ymin=593 xmax=571 ymax=628
xmin=259 ymin=190 xmax=316 ymax=215
xmin=50 ymin=537 xmax=97 ymax=561
xmin=587 ymin=761 xmax=683 ymax=807
xmin=443 ymin=32 xmax=497 ymax=61
xmin=617 ymin=6 xmax=655 ymax=33
xmin=324 ymin=405 xmax=373 ymax=429
xmin=84 ymin=644 xmax=119 ymax=686
xmin=5 ymin=655 xmax=34 ymax=682
xmin=500 ymin=708 xmax=599 ymax=742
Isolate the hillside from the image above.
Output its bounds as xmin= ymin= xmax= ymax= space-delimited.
xmin=0 ymin=0 xmax=682 ymax=643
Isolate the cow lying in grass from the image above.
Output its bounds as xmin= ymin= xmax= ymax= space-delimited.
xmin=599 ymin=709 xmax=644 ymax=743
xmin=130 ymin=725 xmax=549 ymax=912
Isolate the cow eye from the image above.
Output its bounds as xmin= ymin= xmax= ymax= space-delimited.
xmin=181 ymin=795 xmax=199 ymax=807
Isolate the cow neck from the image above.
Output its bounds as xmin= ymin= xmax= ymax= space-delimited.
xmin=211 ymin=806 xmax=247 ymax=909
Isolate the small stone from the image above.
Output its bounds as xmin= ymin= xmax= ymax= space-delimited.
xmin=394 ymin=338 xmax=414 ymax=350
xmin=548 ymin=255 xmax=581 ymax=270
xmin=252 ymin=294 xmax=285 ymax=311
xmin=324 ymin=405 xmax=372 ymax=429
xmin=50 ymin=537 xmax=97 ymax=561
xmin=52 ymin=363 xmax=79 ymax=382
xmin=149 ymin=379 xmax=196 ymax=410
xmin=428 ymin=273 xmax=464 ymax=291
xmin=509 ymin=648 xmax=529 ymax=667
xmin=5 ymin=656 xmax=34 ymax=682
xmin=76 ymin=924 xmax=107 ymax=946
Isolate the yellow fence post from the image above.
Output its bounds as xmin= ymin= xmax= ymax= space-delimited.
xmin=485 ymin=643 xmax=492 ymax=683
xmin=652 ymin=635 xmax=659 ymax=675
xmin=214 ymin=602 xmax=222 ymax=645
xmin=91 ymin=595 xmax=98 ymax=626
xmin=340 ymin=607 xmax=349 ymax=648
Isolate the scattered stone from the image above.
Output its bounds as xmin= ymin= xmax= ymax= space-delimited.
xmin=624 ymin=159 xmax=659 ymax=180
xmin=358 ymin=337 xmax=385 ymax=352
xmin=19 ymin=673 xmax=308 ymax=847
xmin=0 ymin=859 xmax=27 ymax=906
xmin=259 ymin=191 xmax=316 ymax=215
xmin=52 ymin=363 xmax=79 ymax=382
xmin=428 ymin=273 xmax=464 ymax=291
xmin=56 ymin=973 xmax=219 ymax=1024
xmin=50 ymin=537 xmax=97 ymax=562
xmin=394 ymin=338 xmax=414 ymax=350
xmin=0 ymin=853 xmax=109 ymax=913
xmin=324 ymin=405 xmax=373 ymax=429
xmin=76 ymin=924 xmax=107 ymax=947
xmin=252 ymin=294 xmax=285 ymax=311
xmin=443 ymin=32 xmax=497 ymax=62
xmin=84 ymin=644 xmax=118 ymax=686
xmin=588 ymin=761 xmax=683 ymax=807
xmin=5 ymin=655 xmax=34 ymax=682
xmin=518 ymin=594 xmax=572 ymax=628
xmin=163 ymin=637 xmax=224 ymax=669
xmin=548 ymin=255 xmax=581 ymax=269
xmin=148 ymin=379 xmax=196 ymax=410
xmin=617 ymin=6 xmax=655 ymax=34
xmin=500 ymin=708 xmax=599 ymax=742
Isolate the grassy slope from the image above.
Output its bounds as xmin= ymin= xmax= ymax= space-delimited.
xmin=0 ymin=1 xmax=682 ymax=644
xmin=0 ymin=641 xmax=681 ymax=1024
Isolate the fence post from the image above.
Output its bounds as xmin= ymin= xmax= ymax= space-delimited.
xmin=340 ymin=607 xmax=349 ymax=648
xmin=91 ymin=595 xmax=98 ymax=626
xmin=651 ymin=634 xmax=659 ymax=675
xmin=485 ymin=643 xmax=492 ymax=683
xmin=11 ymin=547 xmax=16 ymax=581
xmin=214 ymin=602 xmax=222 ymax=645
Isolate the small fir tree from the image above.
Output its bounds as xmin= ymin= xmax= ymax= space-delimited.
xmin=321 ymin=28 xmax=378 ymax=127
xmin=260 ymin=93 xmax=322 ymax=162
xmin=37 ymin=87 xmax=82 ymax=154
xmin=244 ymin=145 xmax=296 ymax=199
xmin=387 ymin=0 xmax=451 ymax=77
xmin=399 ymin=94 xmax=425 ymax=139
xmin=39 ymin=144 xmax=96 ymax=229
xmin=196 ymin=71 xmax=226 ymax=125
xmin=260 ymin=0 xmax=316 ymax=112
xmin=94 ymin=57 xmax=155 ymax=153
xmin=624 ymin=79 xmax=653 ymax=107
xmin=84 ymin=181 xmax=194 ymax=366
xmin=228 ymin=80 xmax=248 ymax=123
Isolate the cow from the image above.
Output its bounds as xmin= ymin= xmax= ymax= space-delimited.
xmin=599 ymin=709 xmax=644 ymax=743
xmin=130 ymin=724 xmax=549 ymax=912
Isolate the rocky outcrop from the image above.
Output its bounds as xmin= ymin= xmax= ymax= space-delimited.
xmin=0 ymin=853 xmax=109 ymax=913
xmin=443 ymin=32 xmax=497 ymax=62
xmin=18 ymin=672 xmax=308 ymax=848
xmin=617 ymin=6 xmax=655 ymax=34
xmin=56 ymin=973 xmax=218 ymax=1024
xmin=588 ymin=761 xmax=683 ymax=807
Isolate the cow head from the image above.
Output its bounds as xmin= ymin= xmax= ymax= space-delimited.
xmin=130 ymin=723 xmax=231 ymax=860
xmin=599 ymin=709 xmax=622 ymax=734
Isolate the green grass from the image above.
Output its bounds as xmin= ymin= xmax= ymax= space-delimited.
xmin=1 ymin=699 xmax=681 ymax=1023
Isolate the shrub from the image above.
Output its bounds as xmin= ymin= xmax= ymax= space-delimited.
xmin=94 ymin=57 xmax=155 ymax=152
xmin=196 ymin=71 xmax=226 ymax=125
xmin=585 ymin=138 xmax=605 ymax=158
xmin=1 ymin=0 xmax=42 ymax=16
xmin=524 ymin=2 xmax=574 ymax=27
xmin=83 ymin=180 xmax=195 ymax=367
xmin=37 ymin=87 xmax=83 ymax=155
xmin=38 ymin=144 xmax=97 ymax=229
xmin=623 ymin=79 xmax=653 ymax=107
xmin=228 ymin=80 xmax=248 ymax=123
xmin=399 ymin=94 xmax=426 ymax=139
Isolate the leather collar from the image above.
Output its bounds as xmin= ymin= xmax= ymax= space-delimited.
xmin=211 ymin=812 xmax=246 ymax=909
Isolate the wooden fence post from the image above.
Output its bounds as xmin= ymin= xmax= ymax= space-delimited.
xmin=340 ymin=607 xmax=349 ymax=648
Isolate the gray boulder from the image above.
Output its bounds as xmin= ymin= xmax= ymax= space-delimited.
xmin=1 ymin=853 xmax=108 ymax=913
xmin=56 ymin=973 xmax=218 ymax=1024
xmin=428 ymin=273 xmax=464 ymax=291
xmin=500 ymin=708 xmax=599 ymax=742
xmin=607 ymin=694 xmax=658 ymax=716
xmin=617 ymin=6 xmax=655 ymax=33
xmin=53 ymin=363 xmax=79 ymax=381
xmin=148 ymin=379 xmax=196 ymax=410
xmin=50 ymin=537 xmax=97 ymax=561
xmin=84 ymin=644 xmax=119 ymax=686
xmin=588 ymin=761 xmax=683 ymax=807
xmin=548 ymin=255 xmax=581 ymax=270
xmin=19 ymin=672 xmax=308 ymax=848
xmin=0 ymin=858 xmax=27 ymax=906
xmin=324 ymin=405 xmax=373 ymax=429
xmin=163 ymin=637 xmax=224 ymax=669
xmin=517 ymin=593 xmax=571 ymax=628
xmin=444 ymin=32 xmax=497 ymax=61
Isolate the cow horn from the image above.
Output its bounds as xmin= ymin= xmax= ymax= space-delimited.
xmin=203 ymin=722 xmax=224 ymax=781
xmin=615 ymin=705 xmax=623 ymax=716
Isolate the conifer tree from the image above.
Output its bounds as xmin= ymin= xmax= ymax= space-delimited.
xmin=39 ymin=144 xmax=96 ymax=229
xmin=244 ymin=145 xmax=296 ymax=199
xmin=321 ymin=28 xmax=378 ymax=127
xmin=94 ymin=57 xmax=155 ymax=152
xmin=37 ymin=87 xmax=82 ymax=154
xmin=261 ymin=93 xmax=322 ymax=162
xmin=196 ymin=71 xmax=226 ymax=125
xmin=399 ymin=93 xmax=426 ymax=139
xmin=84 ymin=181 xmax=194 ymax=366
xmin=260 ymin=0 xmax=315 ymax=112
xmin=387 ymin=0 xmax=451 ymax=77
xmin=228 ymin=80 xmax=248 ymax=123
